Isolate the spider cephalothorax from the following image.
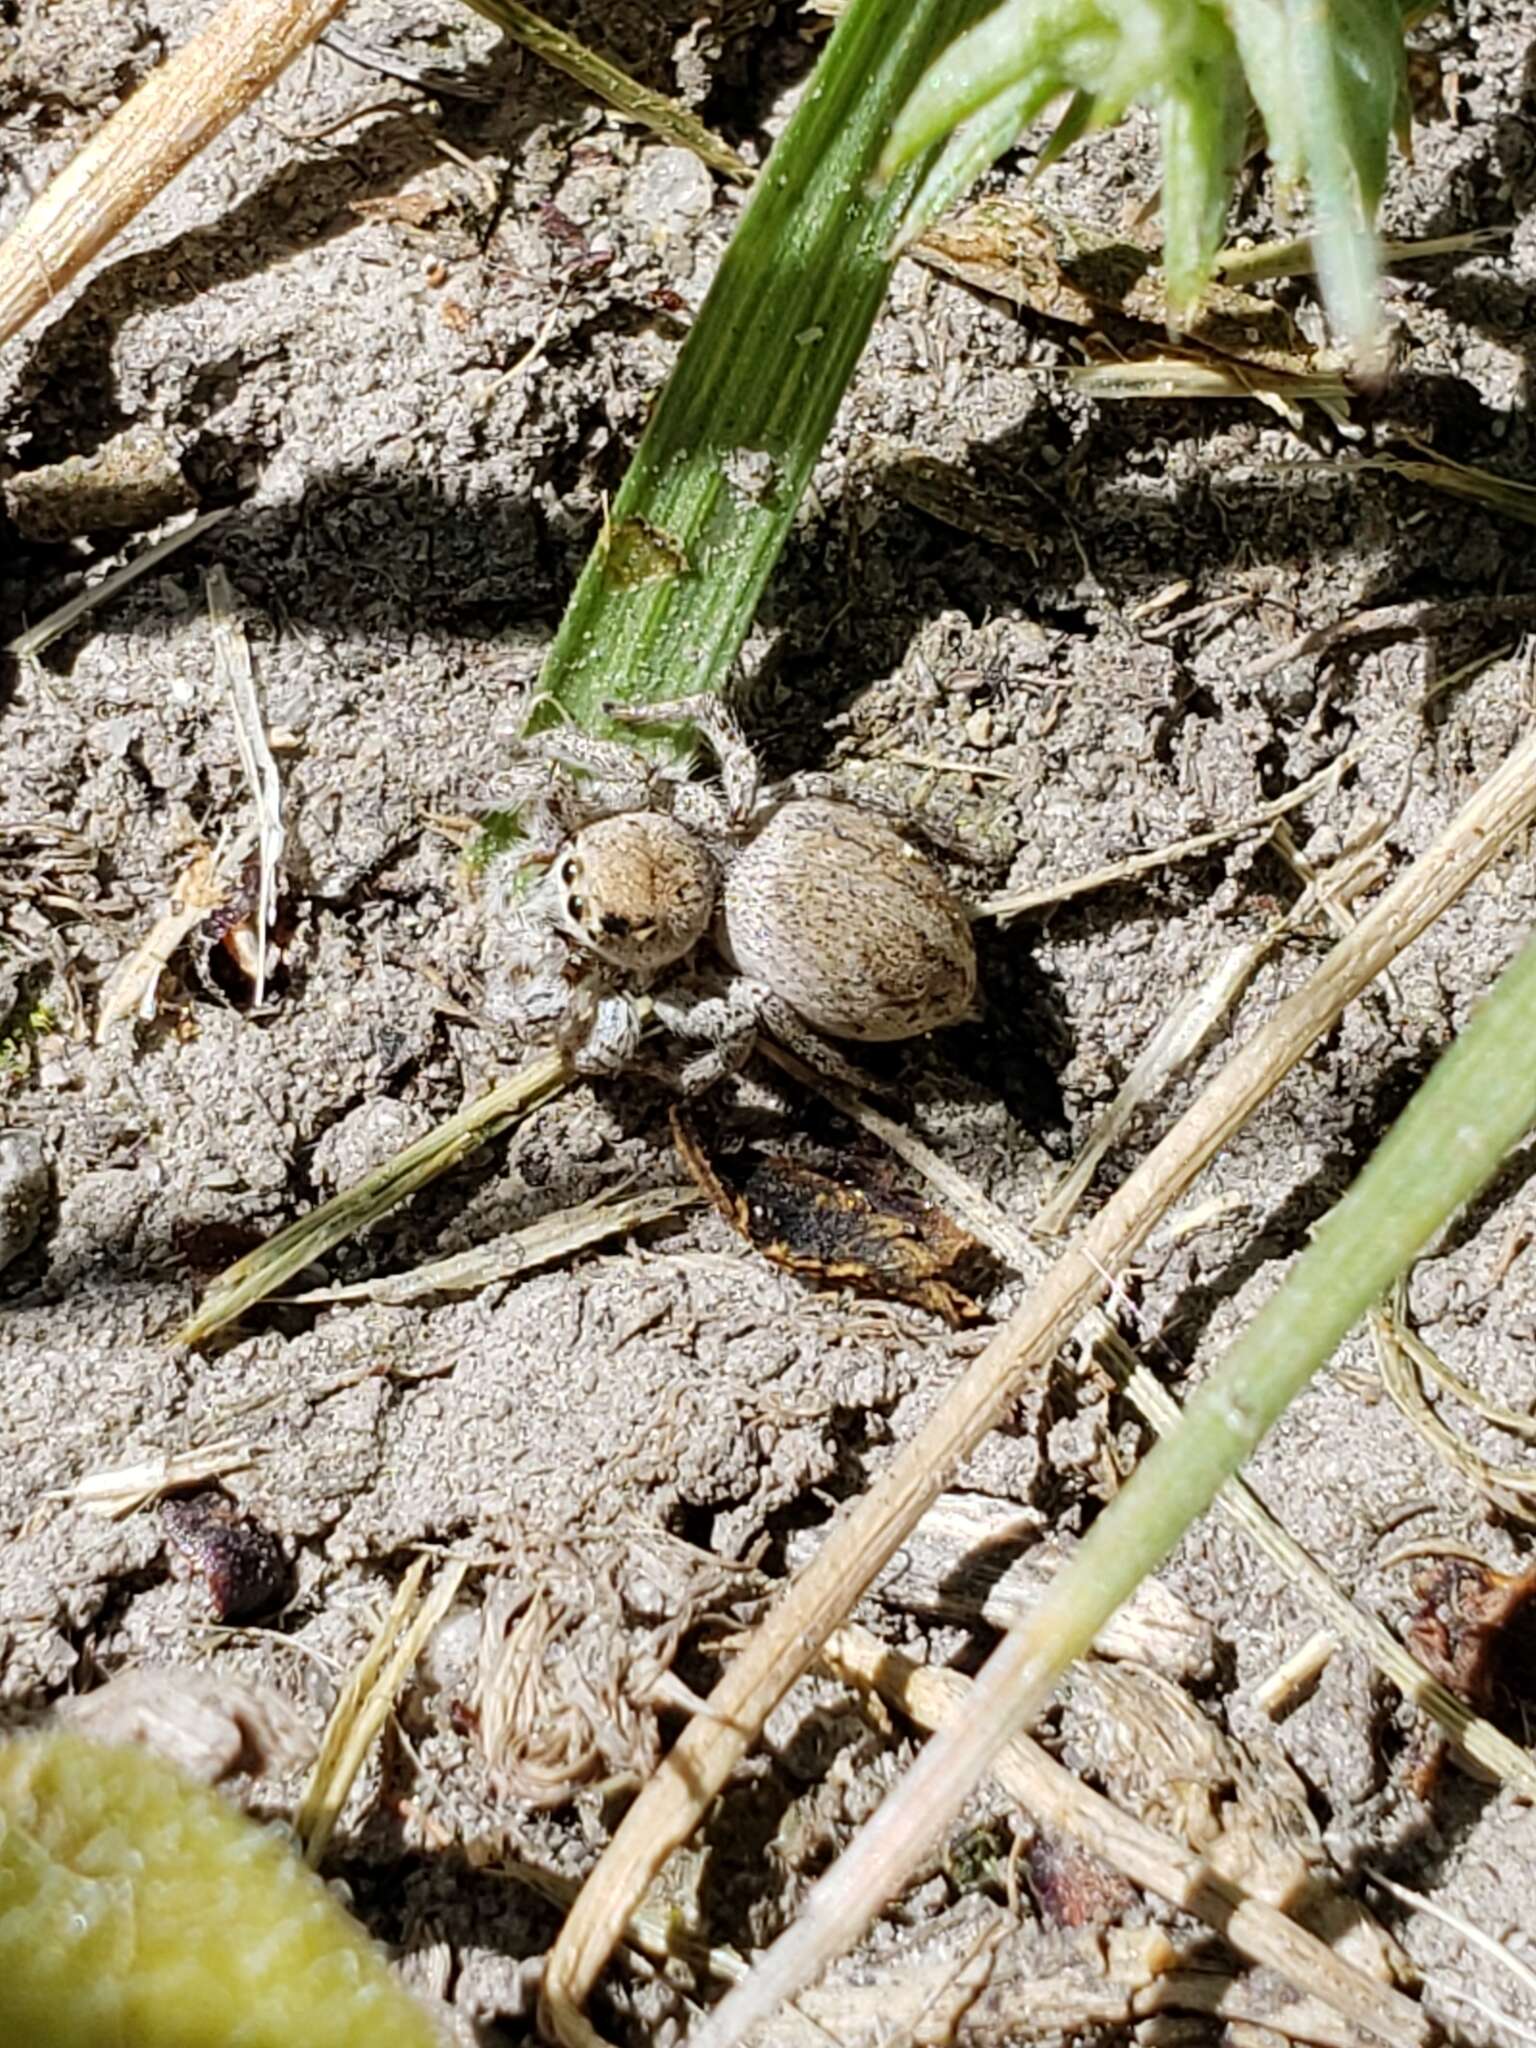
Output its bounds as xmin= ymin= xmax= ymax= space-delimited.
xmin=482 ymin=694 xmax=977 ymax=1092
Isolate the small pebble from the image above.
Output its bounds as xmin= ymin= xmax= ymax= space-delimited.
xmin=162 ymin=1494 xmax=290 ymax=1622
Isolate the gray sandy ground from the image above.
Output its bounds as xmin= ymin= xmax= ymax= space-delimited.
xmin=3 ymin=0 xmax=1536 ymax=2037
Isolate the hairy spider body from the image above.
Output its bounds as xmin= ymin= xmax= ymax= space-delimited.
xmin=554 ymin=812 xmax=716 ymax=973
xmin=720 ymin=799 xmax=976 ymax=1043
xmin=483 ymin=696 xmax=978 ymax=1091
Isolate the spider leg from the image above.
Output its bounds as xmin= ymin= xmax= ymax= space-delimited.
xmin=602 ymin=694 xmax=760 ymax=826
xmin=570 ymin=991 xmax=647 ymax=1075
xmin=748 ymin=985 xmax=892 ymax=1095
xmin=647 ymin=980 xmax=759 ymax=1095
xmin=650 ymin=978 xmax=890 ymax=1098
xmin=521 ymin=732 xmax=659 ymax=817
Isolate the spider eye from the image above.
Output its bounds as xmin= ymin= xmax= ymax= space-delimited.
xmin=560 ymin=857 xmax=579 ymax=885
xmin=567 ymin=895 xmax=587 ymax=922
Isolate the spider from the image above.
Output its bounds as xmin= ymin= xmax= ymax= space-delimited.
xmin=480 ymin=694 xmax=978 ymax=1093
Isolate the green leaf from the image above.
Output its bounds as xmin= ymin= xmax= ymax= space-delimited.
xmin=1033 ymin=84 xmax=1100 ymax=173
xmin=1226 ymin=0 xmax=1406 ymax=369
xmin=895 ymin=70 xmax=1059 ymax=253
xmin=887 ymin=0 xmax=1407 ymax=368
xmin=1156 ymin=28 xmax=1249 ymax=322
xmin=0 ymin=1736 xmax=442 ymax=2048
xmin=885 ymin=0 xmax=1254 ymax=320
xmin=880 ymin=0 xmax=1121 ymax=176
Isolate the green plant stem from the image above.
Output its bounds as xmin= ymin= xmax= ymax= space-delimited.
xmin=697 ymin=920 xmax=1536 ymax=2048
xmin=458 ymin=0 xmax=749 ymax=180
xmin=527 ymin=0 xmax=989 ymax=747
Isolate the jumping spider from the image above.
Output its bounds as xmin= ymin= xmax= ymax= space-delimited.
xmin=481 ymin=694 xmax=978 ymax=1093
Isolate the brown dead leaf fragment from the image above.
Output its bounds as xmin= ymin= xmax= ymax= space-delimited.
xmin=1023 ymin=1832 xmax=1139 ymax=1931
xmin=95 ymin=842 xmax=226 ymax=1038
xmin=883 ymin=450 xmax=1042 ymax=551
xmin=199 ymin=852 xmax=291 ymax=1004
xmin=916 ymin=198 xmax=1326 ymax=381
xmin=672 ymin=1106 xmax=988 ymax=1323
xmin=350 ymin=189 xmax=452 ymax=230
xmin=602 ymin=514 xmax=689 ymax=588
xmin=1405 ymin=1555 xmax=1536 ymax=1791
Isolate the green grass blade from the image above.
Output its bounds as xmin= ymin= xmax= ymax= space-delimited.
xmin=529 ymin=0 xmax=993 ymax=746
xmin=459 ymin=0 xmax=749 ymax=180
xmin=886 ymin=0 xmax=1406 ymax=366
xmin=1032 ymin=937 xmax=1536 ymax=1672
xmin=1156 ymin=31 xmax=1248 ymax=322
xmin=1033 ymin=84 xmax=1099 ymax=172
xmin=895 ymin=71 xmax=1058 ymax=253
xmin=174 ymin=1050 xmax=569 ymax=1344
xmin=880 ymin=0 xmax=1116 ymax=175
xmin=1227 ymin=0 xmax=1405 ymax=371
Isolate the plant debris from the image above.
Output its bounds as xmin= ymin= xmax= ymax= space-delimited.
xmin=1403 ymin=1553 xmax=1536 ymax=1788
xmin=61 ymin=1666 xmax=315 ymax=1784
xmin=476 ymin=1524 xmax=739 ymax=1808
xmin=915 ymin=198 xmax=1334 ymax=381
xmin=671 ymin=1105 xmax=989 ymax=1323
xmin=2 ymin=424 xmax=196 ymax=542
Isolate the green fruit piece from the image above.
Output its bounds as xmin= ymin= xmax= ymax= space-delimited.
xmin=0 ymin=1733 xmax=442 ymax=2048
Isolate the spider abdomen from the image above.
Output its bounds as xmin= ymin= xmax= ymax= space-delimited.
xmin=721 ymin=799 xmax=977 ymax=1043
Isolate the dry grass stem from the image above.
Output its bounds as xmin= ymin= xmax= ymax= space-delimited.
xmin=296 ymin=1556 xmax=467 ymax=1867
xmin=7 ymin=508 xmax=232 ymax=660
xmin=1213 ymin=225 xmax=1510 ymax=284
xmin=541 ymin=718 xmax=1536 ymax=2048
xmin=824 ymin=1624 xmax=1431 ymax=2048
xmin=1366 ymin=1870 xmax=1536 ymax=2009
xmin=1435 ymin=1988 xmax=1536 ymax=2048
xmin=1357 ymin=442 xmax=1536 ymax=529
xmin=1243 ymin=596 xmax=1536 ymax=682
xmin=1034 ymin=796 xmax=1411 ymax=1234
xmin=282 ymin=1184 xmax=701 ymax=1305
xmin=175 ymin=1045 xmax=573 ymax=1344
xmin=1094 ymin=1316 xmax=1536 ymax=1796
xmin=207 ymin=568 xmax=282 ymax=1007
xmin=772 ymin=1044 xmax=1536 ymax=1796
xmin=0 ymin=0 xmax=350 ymax=348
xmin=459 ymin=0 xmax=749 ymax=181
xmin=981 ymin=751 xmax=1358 ymax=920
xmin=1371 ymin=1301 xmax=1536 ymax=1519
xmin=1070 ymin=357 xmax=1352 ymax=417
xmin=1381 ymin=1309 xmax=1536 ymax=1440
xmin=787 ymin=1491 xmax=1216 ymax=1683
xmin=491 ymin=1855 xmax=747 ymax=1987
xmin=1033 ymin=936 xmax=1269 ymax=1234
xmin=1252 ymin=1629 xmax=1340 ymax=1718
xmin=95 ymin=832 xmax=255 ymax=1039
xmin=1268 ymin=818 xmax=1385 ymax=940
xmin=44 ymin=1437 xmax=257 ymax=1518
